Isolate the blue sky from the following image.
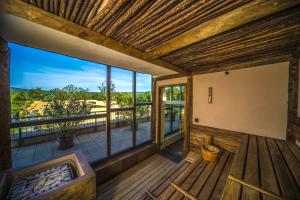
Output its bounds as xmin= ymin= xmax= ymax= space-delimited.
xmin=9 ymin=43 xmax=151 ymax=92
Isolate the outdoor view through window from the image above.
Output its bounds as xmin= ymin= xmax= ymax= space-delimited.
xmin=9 ymin=43 xmax=152 ymax=168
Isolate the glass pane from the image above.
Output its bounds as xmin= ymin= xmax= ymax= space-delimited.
xmin=9 ymin=43 xmax=107 ymax=168
xmin=111 ymin=67 xmax=133 ymax=108
xmin=162 ymin=86 xmax=185 ymax=137
xmin=136 ymin=105 xmax=151 ymax=145
xmin=111 ymin=110 xmax=133 ymax=154
xmin=136 ymin=73 xmax=152 ymax=103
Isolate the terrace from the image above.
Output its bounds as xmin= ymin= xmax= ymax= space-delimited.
xmin=1 ymin=1 xmax=300 ymax=200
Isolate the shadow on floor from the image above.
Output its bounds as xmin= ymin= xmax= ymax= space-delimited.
xmin=160 ymin=139 xmax=183 ymax=163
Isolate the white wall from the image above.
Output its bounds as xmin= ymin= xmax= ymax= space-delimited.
xmin=192 ymin=62 xmax=289 ymax=140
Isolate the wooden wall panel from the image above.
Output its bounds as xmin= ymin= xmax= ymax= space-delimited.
xmin=190 ymin=124 xmax=242 ymax=153
xmin=287 ymin=50 xmax=300 ymax=143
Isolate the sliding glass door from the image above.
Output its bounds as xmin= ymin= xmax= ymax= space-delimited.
xmin=162 ymin=86 xmax=185 ymax=137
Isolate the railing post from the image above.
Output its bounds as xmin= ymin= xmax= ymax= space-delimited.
xmin=117 ymin=111 xmax=120 ymax=127
xmin=18 ymin=127 xmax=22 ymax=140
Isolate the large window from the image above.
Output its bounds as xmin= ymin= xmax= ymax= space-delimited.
xmin=110 ymin=67 xmax=133 ymax=154
xmin=9 ymin=43 xmax=152 ymax=169
xmin=136 ymin=73 xmax=152 ymax=145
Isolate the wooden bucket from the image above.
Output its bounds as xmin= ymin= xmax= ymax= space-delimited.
xmin=201 ymin=136 xmax=220 ymax=161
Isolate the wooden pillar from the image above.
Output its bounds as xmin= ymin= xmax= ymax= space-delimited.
xmin=287 ymin=51 xmax=300 ymax=142
xmin=151 ymin=78 xmax=157 ymax=143
xmin=132 ymin=71 xmax=136 ymax=147
xmin=0 ymin=37 xmax=11 ymax=170
xmin=184 ymin=75 xmax=193 ymax=156
xmin=106 ymin=66 xmax=111 ymax=157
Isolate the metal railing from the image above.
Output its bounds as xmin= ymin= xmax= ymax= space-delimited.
xmin=10 ymin=111 xmax=151 ymax=140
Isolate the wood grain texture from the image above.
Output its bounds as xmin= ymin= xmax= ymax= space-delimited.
xmin=1 ymin=0 xmax=187 ymax=74
xmin=0 ymin=37 xmax=11 ymax=170
xmin=162 ymin=6 xmax=300 ymax=73
xmin=145 ymin=0 xmax=300 ymax=59
xmin=7 ymin=0 xmax=299 ymax=74
xmin=258 ymin=137 xmax=281 ymax=200
xmin=224 ymin=135 xmax=300 ymax=200
xmin=190 ymin=124 xmax=242 ymax=153
xmin=287 ymin=55 xmax=300 ymax=141
xmin=168 ymin=151 xmax=234 ymax=200
xmin=241 ymin=135 xmax=260 ymax=200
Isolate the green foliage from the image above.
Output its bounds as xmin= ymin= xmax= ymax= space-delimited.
xmin=10 ymin=91 xmax=33 ymax=118
xmin=28 ymin=87 xmax=44 ymax=100
xmin=43 ymin=85 xmax=92 ymax=136
xmin=10 ymin=81 xmax=152 ymax=122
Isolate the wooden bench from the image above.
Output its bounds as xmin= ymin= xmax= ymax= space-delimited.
xmin=144 ymin=158 xmax=192 ymax=199
xmin=190 ymin=124 xmax=242 ymax=153
xmin=223 ymin=135 xmax=300 ymax=200
xmin=145 ymin=150 xmax=234 ymax=200
xmin=143 ymin=135 xmax=300 ymax=200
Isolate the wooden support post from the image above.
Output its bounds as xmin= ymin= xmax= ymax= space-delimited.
xmin=0 ymin=37 xmax=11 ymax=170
xmin=132 ymin=71 xmax=136 ymax=147
xmin=287 ymin=55 xmax=299 ymax=142
xmin=151 ymin=77 xmax=156 ymax=143
xmin=106 ymin=66 xmax=111 ymax=157
xmin=185 ymin=75 xmax=193 ymax=156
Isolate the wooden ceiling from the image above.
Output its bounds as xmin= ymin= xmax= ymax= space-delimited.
xmin=162 ymin=6 xmax=300 ymax=73
xmin=21 ymin=0 xmax=253 ymax=52
xmin=2 ymin=0 xmax=300 ymax=75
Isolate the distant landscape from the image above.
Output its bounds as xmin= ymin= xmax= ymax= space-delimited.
xmin=10 ymin=83 xmax=151 ymax=120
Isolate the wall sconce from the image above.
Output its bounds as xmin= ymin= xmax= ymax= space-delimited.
xmin=208 ymin=87 xmax=213 ymax=104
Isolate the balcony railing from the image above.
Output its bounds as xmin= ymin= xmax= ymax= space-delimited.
xmin=10 ymin=111 xmax=150 ymax=140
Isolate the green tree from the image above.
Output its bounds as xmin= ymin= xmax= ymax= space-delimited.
xmin=28 ymin=87 xmax=44 ymax=101
xmin=10 ymin=91 xmax=33 ymax=118
xmin=43 ymin=84 xmax=92 ymax=137
xmin=97 ymin=81 xmax=117 ymax=101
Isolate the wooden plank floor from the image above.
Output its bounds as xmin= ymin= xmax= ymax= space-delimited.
xmin=97 ymin=154 xmax=180 ymax=200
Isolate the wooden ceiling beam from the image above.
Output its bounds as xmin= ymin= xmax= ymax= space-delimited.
xmin=144 ymin=0 xmax=300 ymax=60
xmin=191 ymin=54 xmax=292 ymax=75
xmin=0 ymin=0 xmax=189 ymax=75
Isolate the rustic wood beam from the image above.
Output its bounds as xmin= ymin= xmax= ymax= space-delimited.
xmin=151 ymin=77 xmax=156 ymax=143
xmin=144 ymin=0 xmax=300 ymax=60
xmin=85 ymin=0 xmax=114 ymax=28
xmin=0 ymin=37 xmax=11 ymax=170
xmin=191 ymin=54 xmax=292 ymax=75
xmin=0 ymin=0 xmax=189 ymax=75
xmin=154 ymin=74 xmax=186 ymax=81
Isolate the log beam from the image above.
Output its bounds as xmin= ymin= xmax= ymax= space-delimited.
xmin=0 ymin=0 xmax=189 ymax=75
xmin=0 ymin=37 xmax=11 ymax=170
xmin=144 ymin=0 xmax=300 ymax=60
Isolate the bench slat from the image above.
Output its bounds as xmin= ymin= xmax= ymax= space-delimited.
xmin=242 ymin=135 xmax=261 ymax=200
xmin=267 ymin=138 xmax=300 ymax=200
xmin=258 ymin=137 xmax=281 ymax=200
